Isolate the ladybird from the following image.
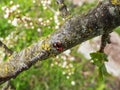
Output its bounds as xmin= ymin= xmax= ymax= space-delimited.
xmin=53 ymin=42 xmax=64 ymax=52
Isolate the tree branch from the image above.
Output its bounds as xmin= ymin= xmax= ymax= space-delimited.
xmin=0 ymin=0 xmax=120 ymax=84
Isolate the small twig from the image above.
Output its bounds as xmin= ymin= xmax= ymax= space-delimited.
xmin=47 ymin=5 xmax=56 ymax=14
xmin=0 ymin=41 xmax=13 ymax=55
xmin=99 ymin=33 xmax=111 ymax=52
xmin=56 ymin=0 xmax=69 ymax=17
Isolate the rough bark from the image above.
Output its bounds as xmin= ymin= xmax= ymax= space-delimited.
xmin=0 ymin=0 xmax=120 ymax=84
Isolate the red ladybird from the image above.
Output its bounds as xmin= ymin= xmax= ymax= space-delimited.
xmin=53 ymin=42 xmax=64 ymax=52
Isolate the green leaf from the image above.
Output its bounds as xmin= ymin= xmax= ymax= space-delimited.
xmin=90 ymin=52 xmax=108 ymax=67
xmin=90 ymin=52 xmax=109 ymax=80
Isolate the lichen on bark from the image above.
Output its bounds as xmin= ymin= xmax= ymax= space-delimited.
xmin=111 ymin=0 xmax=120 ymax=5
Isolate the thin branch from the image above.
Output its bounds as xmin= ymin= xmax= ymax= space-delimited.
xmin=56 ymin=0 xmax=69 ymax=17
xmin=0 ymin=0 xmax=120 ymax=84
xmin=0 ymin=41 xmax=13 ymax=55
xmin=99 ymin=33 xmax=111 ymax=52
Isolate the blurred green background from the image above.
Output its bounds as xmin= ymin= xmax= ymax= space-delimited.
xmin=0 ymin=0 xmax=120 ymax=90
